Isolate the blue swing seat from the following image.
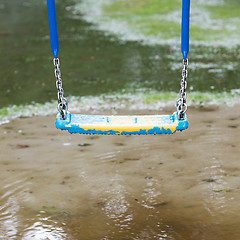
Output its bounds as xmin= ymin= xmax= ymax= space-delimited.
xmin=55 ymin=112 xmax=188 ymax=135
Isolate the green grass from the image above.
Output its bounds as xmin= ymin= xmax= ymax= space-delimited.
xmin=0 ymin=108 xmax=8 ymax=117
xmin=144 ymin=92 xmax=177 ymax=104
xmin=103 ymin=0 xmax=181 ymax=39
xmin=135 ymin=19 xmax=180 ymax=39
xmin=205 ymin=1 xmax=240 ymax=19
xmin=101 ymin=0 xmax=240 ymax=43
xmin=143 ymin=91 xmax=239 ymax=105
xmin=190 ymin=26 xmax=224 ymax=41
xmin=104 ymin=0 xmax=180 ymax=17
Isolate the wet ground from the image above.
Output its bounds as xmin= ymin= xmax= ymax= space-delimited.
xmin=0 ymin=106 xmax=240 ymax=239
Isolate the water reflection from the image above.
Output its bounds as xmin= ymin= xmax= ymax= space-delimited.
xmin=199 ymin=127 xmax=231 ymax=216
xmin=103 ymin=178 xmax=132 ymax=231
xmin=0 ymin=178 xmax=27 ymax=238
xmin=0 ymin=178 xmax=67 ymax=239
xmin=0 ymin=108 xmax=240 ymax=239
xmin=23 ymin=217 xmax=67 ymax=240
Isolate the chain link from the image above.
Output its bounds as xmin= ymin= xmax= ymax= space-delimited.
xmin=53 ymin=58 xmax=68 ymax=119
xmin=52 ymin=57 xmax=187 ymax=120
xmin=177 ymin=58 xmax=188 ymax=119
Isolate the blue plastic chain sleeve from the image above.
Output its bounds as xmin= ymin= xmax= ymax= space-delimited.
xmin=181 ymin=0 xmax=190 ymax=60
xmin=47 ymin=0 xmax=59 ymax=58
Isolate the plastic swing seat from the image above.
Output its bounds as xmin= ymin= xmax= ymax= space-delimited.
xmin=55 ymin=112 xmax=188 ymax=135
xmin=47 ymin=0 xmax=191 ymax=136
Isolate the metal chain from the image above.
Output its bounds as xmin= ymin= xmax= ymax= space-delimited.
xmin=53 ymin=58 xmax=68 ymax=119
xmin=177 ymin=58 xmax=188 ymax=119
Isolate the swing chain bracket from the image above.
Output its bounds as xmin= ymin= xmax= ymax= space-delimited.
xmin=53 ymin=58 xmax=68 ymax=120
xmin=177 ymin=58 xmax=188 ymax=120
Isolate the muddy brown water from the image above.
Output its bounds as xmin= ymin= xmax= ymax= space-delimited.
xmin=0 ymin=107 xmax=240 ymax=239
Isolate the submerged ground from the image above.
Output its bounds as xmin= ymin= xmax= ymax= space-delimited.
xmin=0 ymin=106 xmax=240 ymax=239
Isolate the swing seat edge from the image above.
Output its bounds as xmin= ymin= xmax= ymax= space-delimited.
xmin=55 ymin=112 xmax=188 ymax=135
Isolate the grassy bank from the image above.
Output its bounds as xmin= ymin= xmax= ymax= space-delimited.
xmin=1 ymin=91 xmax=239 ymax=124
xmin=75 ymin=0 xmax=240 ymax=46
